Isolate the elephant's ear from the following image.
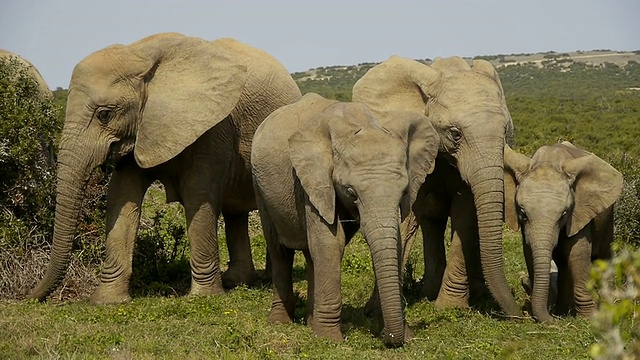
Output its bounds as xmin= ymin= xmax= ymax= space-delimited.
xmin=503 ymin=145 xmax=532 ymax=231
xmin=562 ymin=153 xmax=624 ymax=237
xmin=472 ymin=59 xmax=501 ymax=84
xmin=131 ymin=33 xmax=248 ymax=168
xmin=289 ymin=113 xmax=336 ymax=225
xmin=352 ymin=56 xmax=441 ymax=116
xmin=383 ymin=112 xmax=439 ymax=220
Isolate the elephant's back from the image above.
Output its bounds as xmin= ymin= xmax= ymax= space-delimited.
xmin=0 ymin=49 xmax=52 ymax=98
xmin=252 ymin=93 xmax=336 ymax=244
xmin=211 ymin=38 xmax=301 ymax=107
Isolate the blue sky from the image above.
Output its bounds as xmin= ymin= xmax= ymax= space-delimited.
xmin=1 ymin=0 xmax=638 ymax=88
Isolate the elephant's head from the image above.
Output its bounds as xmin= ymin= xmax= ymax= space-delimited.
xmin=30 ymin=33 xmax=249 ymax=301
xmin=353 ymin=56 xmax=520 ymax=315
xmin=288 ymin=99 xmax=439 ymax=346
xmin=504 ymin=142 xmax=623 ymax=322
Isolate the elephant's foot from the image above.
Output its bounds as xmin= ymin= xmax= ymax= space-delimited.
xmin=364 ymin=293 xmax=381 ymax=317
xmin=312 ymin=323 xmax=343 ymax=342
xmin=434 ymin=293 xmax=470 ymax=310
xmin=469 ymin=278 xmax=491 ymax=301
xmin=90 ymin=283 xmax=132 ymax=305
xmin=404 ymin=323 xmax=414 ymax=343
xmin=574 ymin=298 xmax=596 ymax=318
xmin=419 ymin=277 xmax=442 ymax=301
xmin=222 ymin=265 xmax=258 ymax=289
xmin=188 ymin=281 xmax=226 ymax=297
xmin=268 ymin=304 xmax=294 ymax=324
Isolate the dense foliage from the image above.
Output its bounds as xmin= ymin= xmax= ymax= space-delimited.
xmin=0 ymin=58 xmax=60 ymax=248
xmin=589 ymin=246 xmax=640 ymax=359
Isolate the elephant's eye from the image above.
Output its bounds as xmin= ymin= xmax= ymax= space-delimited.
xmin=346 ymin=187 xmax=358 ymax=200
xmin=560 ymin=210 xmax=568 ymax=219
xmin=449 ymin=127 xmax=462 ymax=142
xmin=96 ymin=108 xmax=113 ymax=124
xmin=518 ymin=207 xmax=528 ymax=223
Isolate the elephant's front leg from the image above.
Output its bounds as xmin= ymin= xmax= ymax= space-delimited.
xmin=221 ymin=212 xmax=257 ymax=288
xmin=562 ymin=230 xmax=595 ymax=317
xmin=304 ymin=249 xmax=315 ymax=326
xmin=90 ymin=162 xmax=151 ymax=305
xmin=307 ymin=207 xmax=346 ymax=341
xmin=435 ymin=191 xmax=475 ymax=309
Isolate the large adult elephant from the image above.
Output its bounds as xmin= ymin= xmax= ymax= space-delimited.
xmin=352 ymin=56 xmax=521 ymax=316
xmin=29 ymin=33 xmax=301 ymax=304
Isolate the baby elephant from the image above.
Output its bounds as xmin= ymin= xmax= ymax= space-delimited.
xmin=251 ymin=93 xmax=439 ymax=347
xmin=504 ymin=141 xmax=623 ymax=322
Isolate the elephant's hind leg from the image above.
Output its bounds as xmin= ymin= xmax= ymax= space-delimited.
xmin=221 ymin=212 xmax=257 ymax=288
xmin=420 ymin=216 xmax=447 ymax=301
xmin=267 ymin=240 xmax=296 ymax=324
xmin=182 ymin=189 xmax=225 ymax=296
xmin=90 ymin=162 xmax=151 ymax=305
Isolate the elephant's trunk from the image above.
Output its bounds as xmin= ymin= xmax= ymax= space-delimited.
xmin=528 ymin=230 xmax=556 ymax=322
xmin=467 ymin=158 xmax=521 ymax=316
xmin=29 ymin=138 xmax=97 ymax=301
xmin=360 ymin=208 xmax=406 ymax=347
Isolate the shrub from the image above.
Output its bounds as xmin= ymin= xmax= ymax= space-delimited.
xmin=608 ymin=153 xmax=640 ymax=246
xmin=0 ymin=57 xmax=109 ymax=300
xmin=589 ymin=247 xmax=640 ymax=359
xmin=0 ymin=56 xmax=60 ymax=249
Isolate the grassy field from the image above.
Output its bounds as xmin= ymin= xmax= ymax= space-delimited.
xmin=0 ymin=209 xmax=600 ymax=359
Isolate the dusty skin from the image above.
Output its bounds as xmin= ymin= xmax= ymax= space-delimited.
xmin=29 ymin=32 xmax=301 ymax=304
xmin=251 ymin=93 xmax=440 ymax=347
xmin=504 ymin=141 xmax=623 ymax=322
xmin=353 ymin=56 xmax=520 ymax=316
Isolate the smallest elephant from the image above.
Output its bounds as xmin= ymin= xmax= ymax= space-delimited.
xmin=504 ymin=141 xmax=623 ymax=322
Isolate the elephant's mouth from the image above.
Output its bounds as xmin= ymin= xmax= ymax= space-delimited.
xmin=338 ymin=207 xmax=360 ymax=224
xmin=107 ymin=138 xmax=136 ymax=164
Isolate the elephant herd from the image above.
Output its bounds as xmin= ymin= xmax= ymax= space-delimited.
xmin=3 ymin=32 xmax=624 ymax=347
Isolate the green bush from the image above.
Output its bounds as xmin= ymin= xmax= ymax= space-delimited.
xmin=0 ymin=57 xmax=60 ymax=248
xmin=608 ymin=153 xmax=640 ymax=246
xmin=589 ymin=247 xmax=640 ymax=359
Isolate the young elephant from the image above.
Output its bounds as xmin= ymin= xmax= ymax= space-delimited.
xmin=504 ymin=141 xmax=623 ymax=322
xmin=251 ymin=93 xmax=439 ymax=347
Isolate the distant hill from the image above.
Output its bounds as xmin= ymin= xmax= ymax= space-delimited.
xmin=293 ymin=50 xmax=640 ymax=80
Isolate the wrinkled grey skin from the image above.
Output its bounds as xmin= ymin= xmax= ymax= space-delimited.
xmin=251 ymin=93 xmax=439 ymax=347
xmin=29 ymin=33 xmax=301 ymax=304
xmin=353 ymin=56 xmax=520 ymax=316
xmin=520 ymin=260 xmax=558 ymax=315
xmin=504 ymin=142 xmax=623 ymax=322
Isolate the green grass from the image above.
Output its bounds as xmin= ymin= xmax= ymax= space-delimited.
xmin=0 ymin=225 xmax=601 ymax=359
